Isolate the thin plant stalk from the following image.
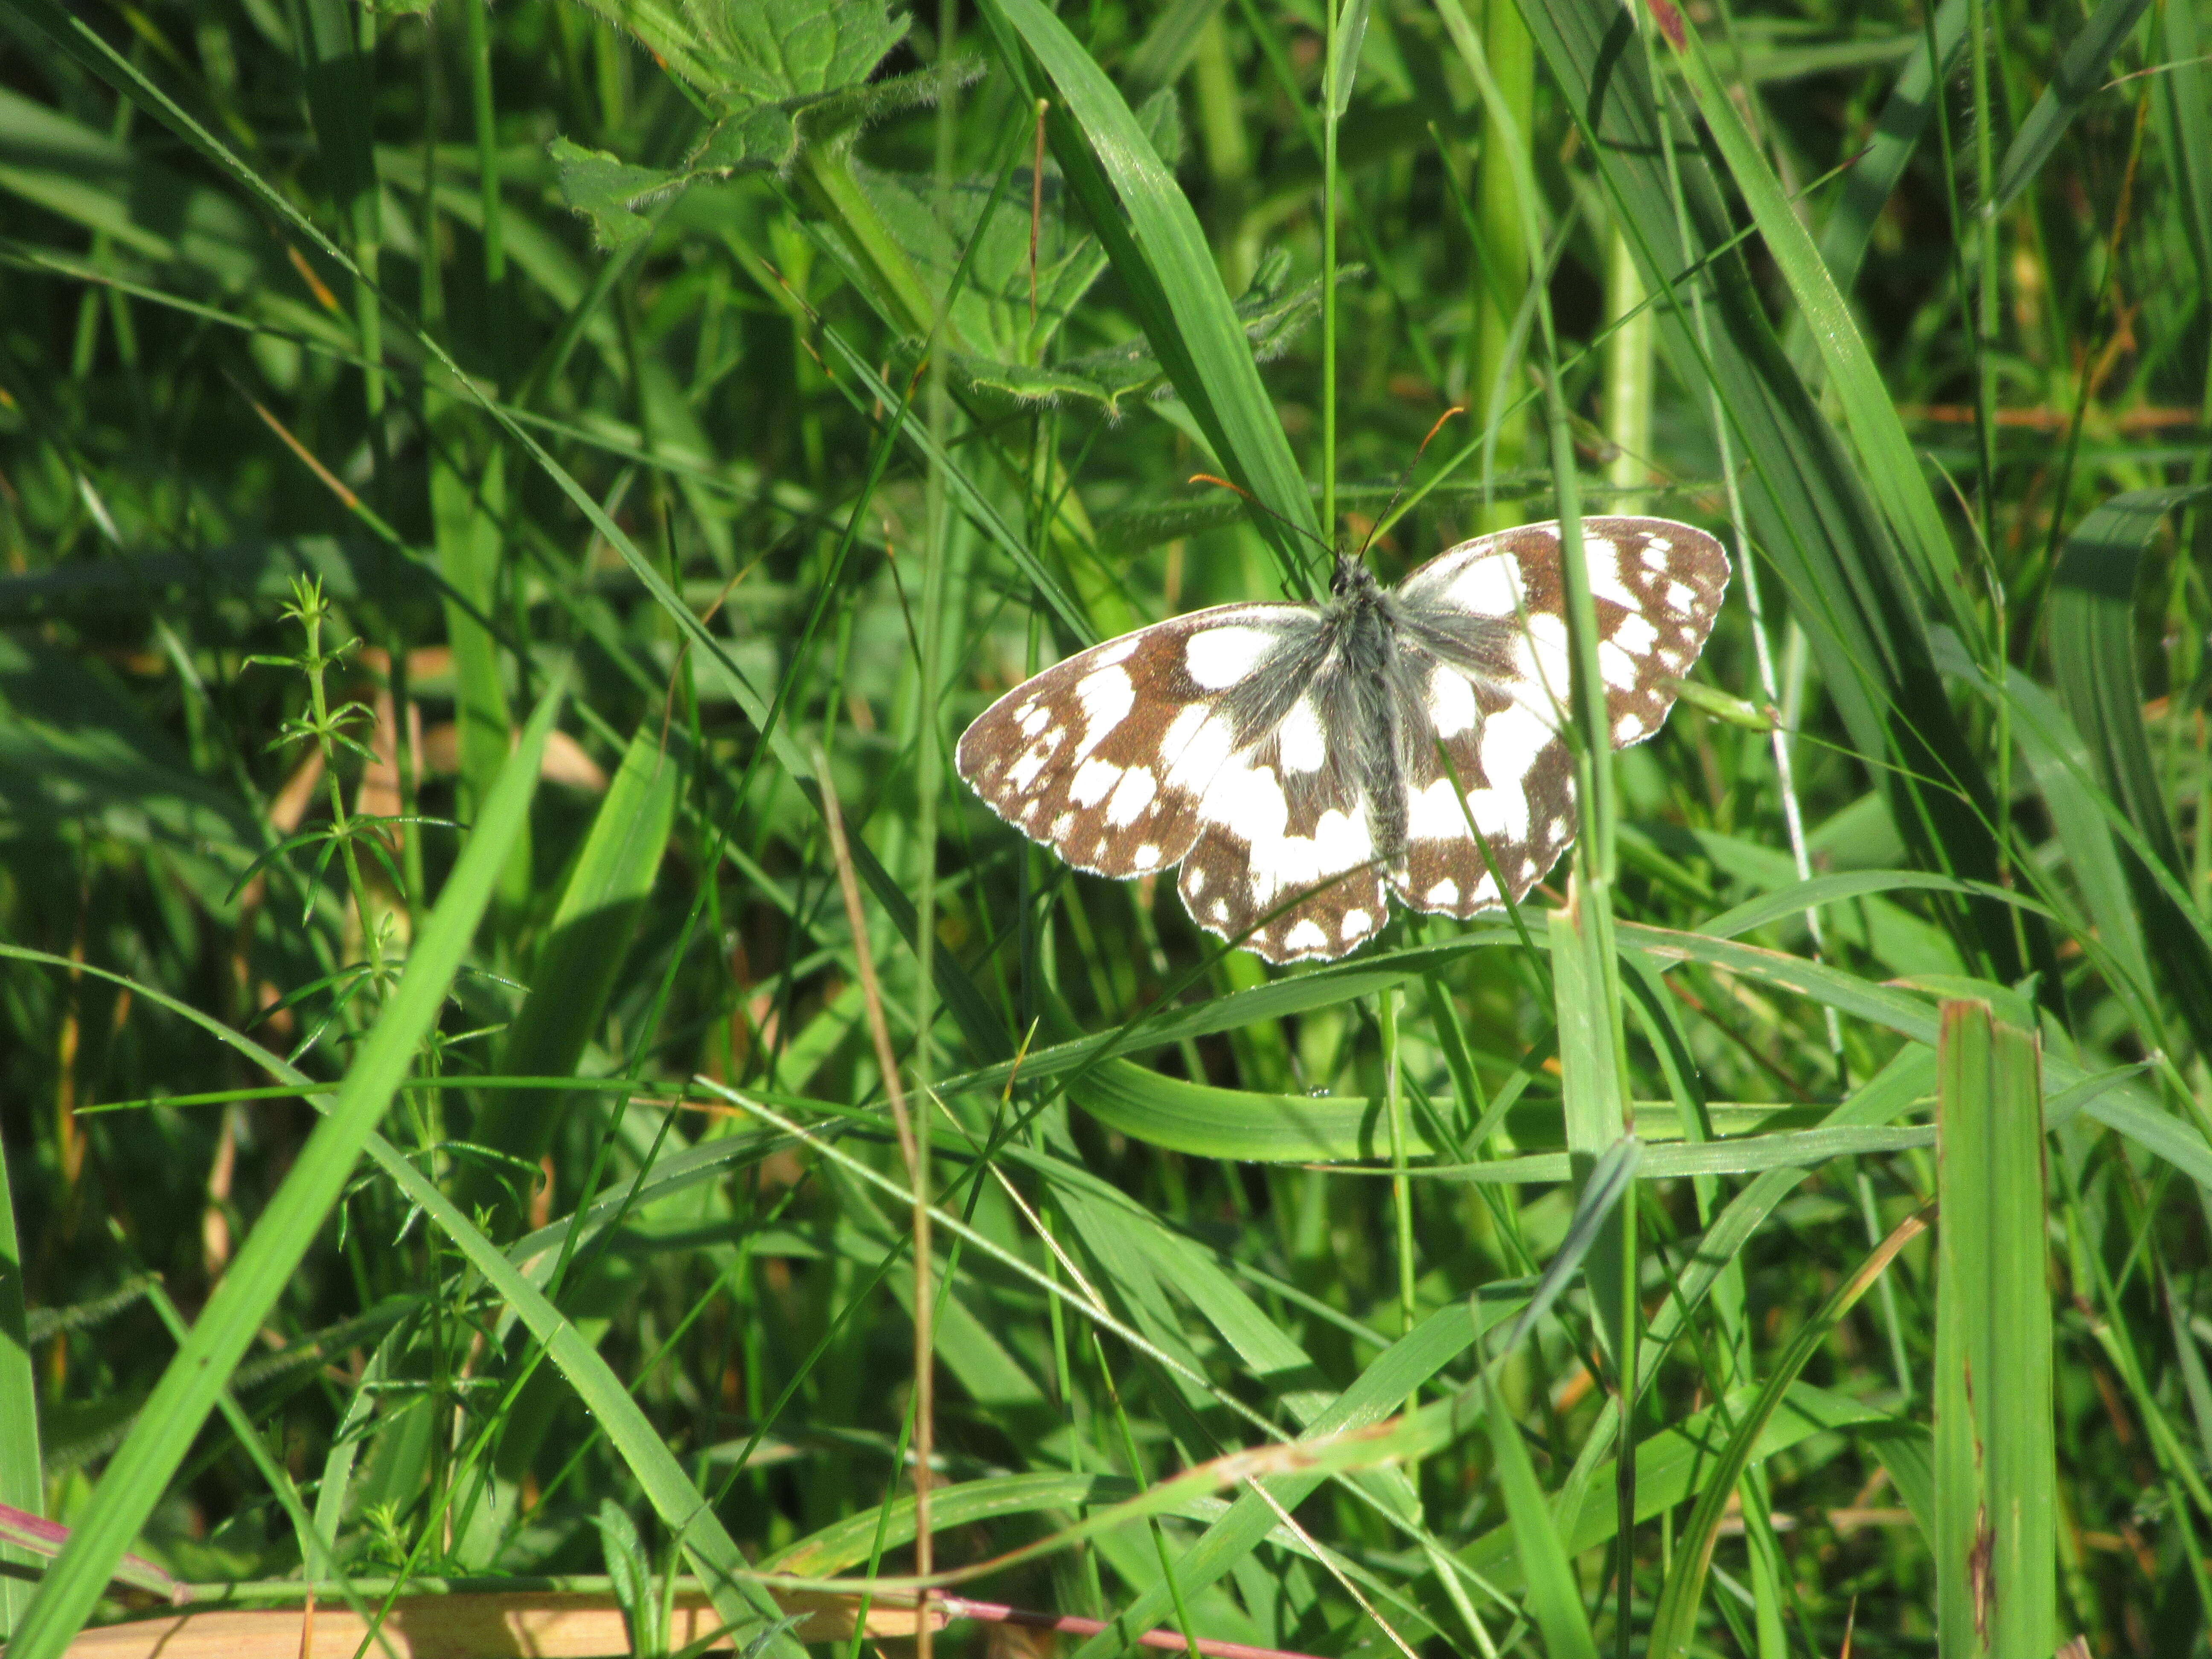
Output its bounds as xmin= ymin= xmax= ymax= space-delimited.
xmin=1322 ymin=0 xmax=1341 ymax=541
xmin=814 ymin=750 xmax=933 ymax=1659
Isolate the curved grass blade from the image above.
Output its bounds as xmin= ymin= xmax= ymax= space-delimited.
xmin=457 ymin=717 xmax=690 ymax=1218
xmin=1695 ymin=870 xmax=1977 ymax=942
xmin=2049 ymin=486 xmax=2212 ymax=1052
xmin=1644 ymin=1203 xmax=1931 ymax=1659
xmin=1618 ymin=924 xmax=2208 ymax=1186
xmin=984 ymin=0 xmax=1323 ymax=588
xmin=1 ymin=677 xmax=565 ymax=1659
xmin=1993 ymin=0 xmax=2156 ymax=213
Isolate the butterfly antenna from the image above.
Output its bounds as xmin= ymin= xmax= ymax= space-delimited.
xmin=1356 ymin=405 xmax=1467 ymax=564
xmin=1187 ymin=473 xmax=1338 ymax=560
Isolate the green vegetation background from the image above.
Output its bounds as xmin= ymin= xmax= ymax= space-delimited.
xmin=1 ymin=0 xmax=2210 ymax=1651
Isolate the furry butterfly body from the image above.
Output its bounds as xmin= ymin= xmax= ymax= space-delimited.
xmin=956 ymin=517 xmax=1730 ymax=963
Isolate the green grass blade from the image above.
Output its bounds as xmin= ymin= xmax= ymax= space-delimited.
xmin=0 ymin=1095 xmax=39 ymax=1639
xmin=1645 ymin=1202 xmax=1928 ymax=1658
xmin=0 ymin=674 xmax=565 ymax=1659
xmin=1548 ymin=899 xmax=1635 ymax=1389
xmin=1661 ymin=9 xmax=1973 ymax=646
xmin=458 ymin=718 xmax=690 ymax=1217
xmin=1992 ymin=0 xmax=2155 ymax=212
xmin=1519 ymin=0 xmax=2045 ymax=991
xmin=1456 ymin=1384 xmax=1927 ymax=1592
xmin=2049 ymin=487 xmax=2212 ymax=1052
xmin=986 ymin=0 xmax=1323 ymax=585
xmin=1933 ymin=1001 xmax=2057 ymax=1658
xmin=1483 ymin=1350 xmax=1599 ymax=1659
xmin=1810 ymin=0 xmax=1970 ymax=296
xmin=428 ymin=402 xmax=524 ymax=902
xmin=2160 ymin=0 xmax=2212 ymax=293
xmin=1930 ymin=634 xmax=2154 ymax=1011
xmin=0 ymin=934 xmax=799 ymax=1653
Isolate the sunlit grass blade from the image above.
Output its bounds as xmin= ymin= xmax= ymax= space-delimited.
xmin=1518 ymin=0 xmax=2045 ymax=990
xmin=1658 ymin=7 xmax=1970 ymax=643
xmin=1482 ymin=1348 xmax=1598 ymax=1659
xmin=0 ymin=1110 xmax=38 ymax=1639
xmin=1 ymin=675 xmax=565 ymax=1659
xmin=1933 ymin=1001 xmax=2058 ymax=1659
xmin=984 ymin=0 xmax=1323 ymax=587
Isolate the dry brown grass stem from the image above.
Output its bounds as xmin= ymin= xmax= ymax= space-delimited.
xmin=810 ymin=745 xmax=934 ymax=1659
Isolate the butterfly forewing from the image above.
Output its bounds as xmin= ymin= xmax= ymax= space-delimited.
xmin=1391 ymin=517 xmax=1729 ymax=918
xmin=955 ymin=604 xmax=1324 ymax=880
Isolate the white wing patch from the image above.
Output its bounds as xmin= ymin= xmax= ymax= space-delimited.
xmin=1185 ymin=625 xmax=1280 ymax=690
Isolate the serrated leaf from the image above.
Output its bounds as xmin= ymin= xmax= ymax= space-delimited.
xmin=549 ymin=10 xmax=953 ymax=247
xmin=691 ymin=102 xmax=802 ymax=175
xmin=550 ymin=136 xmax=683 ymax=248
xmin=703 ymin=0 xmax=909 ymax=109
xmin=853 ymin=159 xmax=1108 ymax=363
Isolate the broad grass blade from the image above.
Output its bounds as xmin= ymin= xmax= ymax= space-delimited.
xmin=2049 ymin=488 xmax=2212 ymax=1051
xmin=1933 ymin=1001 xmax=2058 ymax=1659
xmin=1548 ymin=901 xmax=1634 ymax=1376
xmin=0 ymin=676 xmax=566 ymax=1659
xmin=458 ymin=719 xmax=690 ymax=1216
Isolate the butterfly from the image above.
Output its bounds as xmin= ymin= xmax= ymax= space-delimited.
xmin=955 ymin=517 xmax=1730 ymax=964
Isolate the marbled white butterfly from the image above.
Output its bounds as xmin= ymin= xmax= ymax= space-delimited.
xmin=956 ymin=517 xmax=1729 ymax=964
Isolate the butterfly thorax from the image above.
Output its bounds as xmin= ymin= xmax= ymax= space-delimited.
xmin=1311 ymin=555 xmax=1417 ymax=870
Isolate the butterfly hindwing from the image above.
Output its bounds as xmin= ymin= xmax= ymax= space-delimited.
xmin=955 ymin=603 xmax=1323 ymax=881
xmin=1175 ymin=652 xmax=1396 ymax=963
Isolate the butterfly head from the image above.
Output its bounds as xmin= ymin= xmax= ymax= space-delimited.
xmin=1329 ymin=548 xmax=1382 ymax=604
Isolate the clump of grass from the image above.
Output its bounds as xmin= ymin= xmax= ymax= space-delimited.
xmin=0 ymin=0 xmax=2209 ymax=1654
